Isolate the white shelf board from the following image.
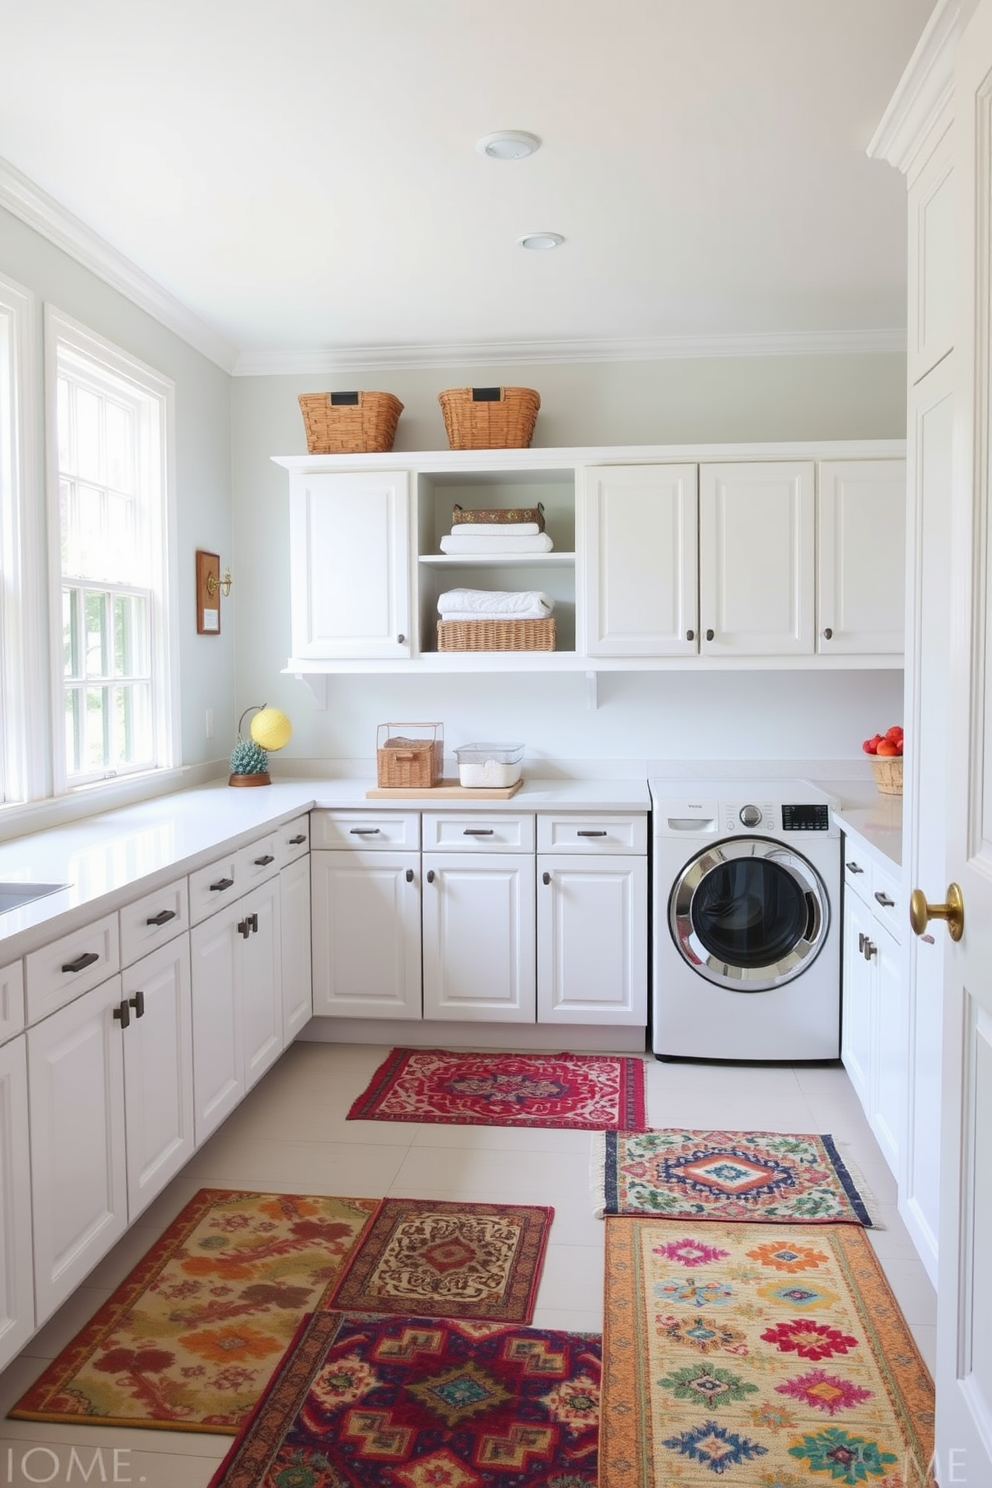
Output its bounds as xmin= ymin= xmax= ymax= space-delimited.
xmin=419 ymin=552 xmax=575 ymax=567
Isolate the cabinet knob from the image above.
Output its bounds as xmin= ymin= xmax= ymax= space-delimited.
xmin=397 ymin=633 xmax=406 ymax=644
xmin=823 ymin=627 xmax=833 ymax=640
xmin=705 ymin=628 xmax=714 ymax=642
xmin=543 ymin=871 xmax=551 ymax=885
xmin=686 ymin=629 xmax=695 ymax=642
xmin=129 ymin=989 xmax=146 ymax=1019
xmin=238 ymin=918 xmax=251 ymax=939
xmin=857 ymin=931 xmax=865 ymax=953
xmin=113 ymin=999 xmax=131 ymax=1030
xmin=427 ymin=869 xmax=435 ymax=883
xmin=863 ymin=938 xmax=876 ymax=961
xmin=406 ymin=868 xmax=414 ymax=882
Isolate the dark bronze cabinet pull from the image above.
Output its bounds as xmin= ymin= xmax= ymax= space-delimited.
xmin=686 ymin=629 xmax=695 ymax=641
xmin=543 ymin=871 xmax=551 ymax=885
xmin=427 ymin=869 xmax=436 ymax=883
xmin=146 ymin=909 xmax=176 ymax=926
xmin=846 ymin=861 xmax=864 ymax=874
xmin=238 ymin=918 xmax=251 ymax=939
xmin=129 ymin=989 xmax=145 ymax=1018
xmin=706 ymin=628 xmax=715 ymax=641
xmin=254 ymin=854 xmax=275 ymax=866
xmin=288 ymin=834 xmax=307 ymax=845
xmin=874 ymin=891 xmax=895 ymax=908
xmin=113 ymin=999 xmax=131 ymax=1029
xmin=577 ymin=830 xmax=608 ymax=837
xmin=62 ymin=951 xmax=100 ymax=974
xmin=406 ymin=868 xmax=414 ymax=882
xmin=250 ymin=913 xmax=259 ymax=933
xmin=463 ymin=828 xmax=494 ymax=836
xmin=210 ymin=877 xmax=234 ymax=892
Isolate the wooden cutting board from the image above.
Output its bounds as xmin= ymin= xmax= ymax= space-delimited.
xmin=365 ymin=779 xmax=523 ymax=799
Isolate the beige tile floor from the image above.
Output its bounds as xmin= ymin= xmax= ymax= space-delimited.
xmin=0 ymin=1042 xmax=937 ymax=1487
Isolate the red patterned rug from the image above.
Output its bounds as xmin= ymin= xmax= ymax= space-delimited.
xmin=329 ymin=1198 xmax=552 ymax=1322
xmin=347 ymin=1048 xmax=646 ymax=1129
xmin=208 ymin=1311 xmax=601 ymax=1488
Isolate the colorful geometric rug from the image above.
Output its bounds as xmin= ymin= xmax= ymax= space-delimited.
xmin=329 ymin=1198 xmax=553 ymax=1322
xmin=207 ymin=1310 xmax=601 ymax=1488
xmin=600 ymin=1217 xmax=934 ymax=1487
xmin=347 ymin=1047 xmax=646 ymax=1129
xmin=9 ymin=1188 xmax=378 ymax=1435
xmin=592 ymin=1129 xmax=876 ymax=1225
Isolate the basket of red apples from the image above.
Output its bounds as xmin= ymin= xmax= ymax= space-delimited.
xmin=863 ymin=725 xmax=903 ymax=795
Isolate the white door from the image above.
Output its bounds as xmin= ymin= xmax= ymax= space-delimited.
xmin=0 ymin=1035 xmax=33 ymax=1370
xmin=579 ymin=463 xmax=698 ymax=655
xmin=289 ymin=470 xmax=411 ymax=659
xmin=190 ymin=904 xmax=244 ymax=1143
xmin=27 ymin=976 xmax=128 ymax=1324
xmin=121 ymin=937 xmax=195 ymax=1221
xmin=817 ymin=459 xmax=906 ymax=654
xmin=280 ymin=855 xmax=313 ymax=1042
xmin=310 ymin=850 xmax=422 ymax=1018
xmin=422 ymin=853 xmax=536 ymax=1022
xmin=930 ymin=8 xmax=992 ymax=1479
xmin=536 ymin=854 xmax=647 ymax=1024
xmin=699 ymin=461 xmax=815 ymax=654
xmin=241 ymin=878 xmax=283 ymax=1090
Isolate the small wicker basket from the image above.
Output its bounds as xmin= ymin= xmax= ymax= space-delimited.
xmin=870 ymin=756 xmax=903 ymax=796
xmin=376 ymin=724 xmax=443 ymax=789
xmin=438 ymin=387 xmax=540 ymax=450
xmin=298 ymin=391 xmax=403 ymax=454
xmin=437 ymin=619 xmax=556 ymax=652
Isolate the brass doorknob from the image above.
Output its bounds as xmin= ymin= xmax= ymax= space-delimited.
xmin=910 ymin=883 xmax=964 ymax=942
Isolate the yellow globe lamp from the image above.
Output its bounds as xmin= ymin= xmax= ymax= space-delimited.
xmin=250 ymin=706 xmax=293 ymax=753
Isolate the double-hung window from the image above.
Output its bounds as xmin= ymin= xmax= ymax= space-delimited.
xmin=49 ymin=311 xmax=176 ymax=789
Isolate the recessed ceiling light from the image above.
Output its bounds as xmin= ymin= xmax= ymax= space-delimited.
xmin=517 ymin=232 xmax=564 ymax=251
xmin=476 ymin=130 xmax=541 ymax=160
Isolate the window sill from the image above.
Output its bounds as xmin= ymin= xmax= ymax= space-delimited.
xmin=0 ymin=761 xmax=224 ymax=845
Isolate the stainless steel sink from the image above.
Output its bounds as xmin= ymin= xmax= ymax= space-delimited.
xmin=0 ymin=882 xmax=69 ymax=914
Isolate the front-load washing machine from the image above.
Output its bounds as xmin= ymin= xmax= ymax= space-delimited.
xmin=650 ymin=779 xmax=841 ymax=1060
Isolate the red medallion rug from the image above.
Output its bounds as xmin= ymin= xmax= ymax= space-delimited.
xmin=9 ymin=1189 xmax=378 ymax=1434
xmin=329 ymin=1198 xmax=553 ymax=1322
xmin=208 ymin=1311 xmax=601 ymax=1488
xmin=600 ymin=1217 xmax=934 ymax=1487
xmin=347 ymin=1047 xmax=646 ymax=1129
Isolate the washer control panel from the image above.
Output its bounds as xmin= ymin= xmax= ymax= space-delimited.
xmin=739 ymin=804 xmax=762 ymax=827
xmin=782 ymin=803 xmax=830 ymax=832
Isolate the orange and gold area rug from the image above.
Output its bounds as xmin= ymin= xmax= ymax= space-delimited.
xmin=329 ymin=1198 xmax=553 ymax=1322
xmin=9 ymin=1188 xmax=378 ymax=1434
xmin=207 ymin=1310 xmax=601 ymax=1488
xmin=601 ymin=1218 xmax=935 ymax=1487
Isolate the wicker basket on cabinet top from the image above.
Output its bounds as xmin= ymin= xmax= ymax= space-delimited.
xmin=298 ymin=391 xmax=403 ymax=453
xmin=438 ymin=387 xmax=540 ymax=449
xmin=437 ymin=618 xmax=555 ymax=651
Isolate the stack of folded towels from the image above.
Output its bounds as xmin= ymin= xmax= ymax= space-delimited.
xmin=438 ymin=506 xmax=554 ymax=555
xmin=437 ymin=588 xmax=555 ymax=623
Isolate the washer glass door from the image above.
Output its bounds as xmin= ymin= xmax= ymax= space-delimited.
xmin=670 ymin=838 xmax=827 ymax=991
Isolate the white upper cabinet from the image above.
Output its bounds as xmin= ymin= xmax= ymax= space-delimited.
xmin=579 ymin=463 xmax=698 ymax=656
xmin=289 ymin=469 xmax=411 ymax=659
xmin=818 ymin=459 xmax=906 ymax=654
xmin=699 ymin=461 xmax=816 ymax=654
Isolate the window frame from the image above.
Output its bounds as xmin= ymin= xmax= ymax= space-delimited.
xmin=46 ymin=307 xmax=179 ymax=795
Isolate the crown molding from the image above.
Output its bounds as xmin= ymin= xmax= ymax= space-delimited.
xmin=233 ymin=327 xmax=906 ymax=377
xmin=0 ymin=155 xmax=238 ymax=373
xmin=867 ymin=0 xmax=978 ymax=173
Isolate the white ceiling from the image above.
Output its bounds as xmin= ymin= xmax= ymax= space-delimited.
xmin=0 ymin=0 xmax=935 ymax=372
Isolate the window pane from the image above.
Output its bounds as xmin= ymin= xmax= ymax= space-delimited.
xmin=84 ymin=590 xmax=108 ymax=678
xmin=72 ymin=484 xmax=105 ymax=577
xmin=105 ymin=400 xmax=132 ymax=494
xmin=113 ymin=593 xmax=149 ymax=677
xmin=57 ymin=376 xmax=71 ymax=471
xmin=83 ymin=684 xmax=109 ymax=773
xmin=112 ymin=682 xmax=151 ymax=766
xmin=106 ymin=491 xmax=136 ymax=582
xmin=75 ymin=386 xmax=101 ymax=483
xmin=63 ymin=588 xmax=79 ymax=677
xmin=64 ymin=688 xmax=82 ymax=776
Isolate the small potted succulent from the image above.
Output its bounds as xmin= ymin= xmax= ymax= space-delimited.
xmin=228 ymin=705 xmax=292 ymax=786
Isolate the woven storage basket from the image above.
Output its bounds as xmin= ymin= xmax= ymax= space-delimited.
xmin=376 ymin=724 xmax=443 ymax=789
xmin=438 ymin=387 xmax=540 ymax=450
xmin=298 ymin=391 xmax=403 ymax=454
xmin=870 ymin=756 xmax=903 ymax=796
xmin=437 ymin=618 xmax=556 ymax=652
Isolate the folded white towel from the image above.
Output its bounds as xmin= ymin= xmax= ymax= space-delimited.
xmin=447 ymin=521 xmax=542 ymax=536
xmin=439 ymin=609 xmax=551 ymax=623
xmin=437 ymin=588 xmax=554 ymax=617
xmin=439 ymin=533 xmax=554 ymax=555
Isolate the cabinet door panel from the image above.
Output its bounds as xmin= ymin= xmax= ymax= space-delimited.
xmin=190 ymin=907 xmax=243 ymax=1143
xmin=311 ymin=851 xmax=421 ymax=1018
xmin=537 ymin=855 xmax=647 ymax=1025
xmin=281 ymin=856 xmax=313 ymax=1042
xmin=242 ymin=879 xmax=283 ymax=1090
xmin=28 ymin=976 xmax=127 ymax=1324
xmin=121 ymin=938 xmax=194 ymax=1221
xmin=871 ymin=921 xmax=908 ymax=1182
xmin=818 ymin=460 xmax=906 ymax=654
xmin=422 ymin=854 xmax=535 ymax=1022
xmin=0 ymin=1036 xmax=33 ymax=1370
xmin=700 ymin=462 xmax=815 ymax=654
xmin=580 ymin=463 xmax=698 ymax=656
xmin=290 ymin=471 xmax=411 ymax=659
xmin=841 ymin=891 xmax=875 ymax=1110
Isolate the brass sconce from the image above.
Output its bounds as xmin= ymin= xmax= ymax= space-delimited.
xmin=196 ymin=549 xmax=232 ymax=635
xmin=205 ymin=566 xmax=233 ymax=598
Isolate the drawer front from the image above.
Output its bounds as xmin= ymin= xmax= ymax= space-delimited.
xmin=119 ymin=878 xmax=189 ymax=967
xmin=310 ymin=810 xmax=421 ymax=851
xmin=871 ymin=860 xmax=904 ymax=940
xmin=843 ymin=846 xmax=872 ymax=902
xmin=240 ymin=832 xmax=280 ymax=886
xmin=278 ymin=813 xmax=311 ymax=866
xmin=0 ymin=959 xmax=25 ymax=1044
xmin=188 ymin=852 xmax=243 ymax=924
xmin=25 ymin=912 xmax=120 ymax=1024
xmin=537 ymin=813 xmax=647 ymax=854
xmin=423 ymin=812 xmax=535 ymax=852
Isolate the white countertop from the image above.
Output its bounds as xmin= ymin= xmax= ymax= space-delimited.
xmin=0 ymin=776 xmax=650 ymax=957
xmin=828 ymin=782 xmax=903 ymax=869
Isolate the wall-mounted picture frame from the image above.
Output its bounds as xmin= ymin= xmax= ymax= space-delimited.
xmin=196 ymin=549 xmax=221 ymax=635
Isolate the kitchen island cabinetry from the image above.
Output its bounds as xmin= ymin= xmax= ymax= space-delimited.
xmin=0 ymin=1031 xmax=33 ymax=1371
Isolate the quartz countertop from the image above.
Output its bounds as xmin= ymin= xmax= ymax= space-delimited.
xmin=0 ymin=776 xmax=650 ymax=957
xmin=828 ymin=782 xmax=903 ymax=869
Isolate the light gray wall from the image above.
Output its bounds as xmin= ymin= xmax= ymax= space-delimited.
xmin=0 ymin=204 xmax=234 ymax=772
xmin=232 ymin=355 xmax=905 ymax=771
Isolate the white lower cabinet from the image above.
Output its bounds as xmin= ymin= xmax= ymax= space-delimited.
xmin=281 ymin=854 xmax=313 ymax=1041
xmin=422 ymin=853 xmax=536 ymax=1022
xmin=242 ymin=877 xmax=283 ymax=1091
xmin=537 ymin=854 xmax=647 ymax=1025
xmin=0 ymin=1033 xmax=33 ymax=1370
xmin=311 ymin=850 xmax=422 ymax=1018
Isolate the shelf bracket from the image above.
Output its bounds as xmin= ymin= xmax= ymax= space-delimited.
xmin=585 ymin=671 xmax=599 ymax=710
xmin=294 ymin=673 xmax=328 ymax=710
